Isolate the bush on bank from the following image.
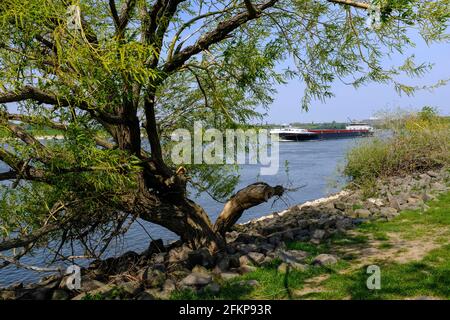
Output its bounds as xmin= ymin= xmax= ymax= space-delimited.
xmin=344 ymin=107 xmax=450 ymax=194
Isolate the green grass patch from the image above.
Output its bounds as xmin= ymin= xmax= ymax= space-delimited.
xmin=302 ymin=244 xmax=450 ymax=300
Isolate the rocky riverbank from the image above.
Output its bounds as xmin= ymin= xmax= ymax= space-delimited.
xmin=1 ymin=168 xmax=449 ymax=300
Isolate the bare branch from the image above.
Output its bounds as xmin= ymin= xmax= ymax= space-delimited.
xmin=214 ymin=182 xmax=284 ymax=235
xmin=0 ymin=254 xmax=62 ymax=272
xmin=5 ymin=113 xmax=67 ymax=131
xmin=0 ymin=86 xmax=127 ymax=125
xmin=328 ymin=0 xmax=370 ymax=10
xmin=163 ymin=0 xmax=279 ymax=74
xmin=0 ymin=86 xmax=64 ymax=105
xmin=0 ymin=224 xmax=60 ymax=252
xmin=3 ymin=112 xmax=115 ymax=149
xmin=110 ymin=0 xmax=137 ymax=37
xmin=166 ymin=8 xmax=235 ymax=61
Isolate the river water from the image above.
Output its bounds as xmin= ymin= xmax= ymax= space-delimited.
xmin=0 ymin=138 xmax=360 ymax=287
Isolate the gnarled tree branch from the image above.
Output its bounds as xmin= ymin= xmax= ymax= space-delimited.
xmin=214 ymin=182 xmax=284 ymax=235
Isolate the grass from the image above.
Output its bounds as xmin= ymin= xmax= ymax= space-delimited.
xmin=171 ymin=191 xmax=450 ymax=300
xmin=304 ymin=244 xmax=450 ymax=300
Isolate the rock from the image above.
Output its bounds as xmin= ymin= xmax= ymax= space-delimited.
xmin=246 ymin=252 xmax=266 ymax=265
xmin=258 ymin=243 xmax=275 ymax=254
xmin=335 ymin=218 xmax=352 ymax=231
xmin=229 ymin=255 xmax=241 ymax=269
xmin=281 ymin=230 xmax=294 ymax=241
xmin=387 ymin=195 xmax=401 ymax=211
xmin=216 ymin=255 xmax=230 ymax=272
xmin=421 ymin=192 xmax=435 ymax=202
xmin=0 ymin=290 xmax=15 ymax=300
xmin=203 ymin=282 xmax=221 ymax=294
xmin=239 ymin=255 xmax=251 ymax=266
xmin=405 ymin=197 xmax=424 ymax=209
xmin=72 ymin=284 xmax=115 ymax=300
xmin=119 ymin=281 xmax=142 ymax=296
xmin=79 ymin=279 xmax=107 ymax=292
xmin=162 ymin=279 xmax=176 ymax=296
xmin=30 ymin=288 xmax=51 ymax=300
xmin=431 ymin=182 xmax=447 ymax=191
xmin=267 ymin=235 xmax=281 ymax=245
xmin=396 ymin=192 xmax=410 ymax=205
xmin=294 ymin=230 xmax=311 ymax=241
xmin=153 ymin=252 xmax=167 ymax=264
xmin=38 ymin=275 xmax=62 ymax=289
xmin=192 ymin=265 xmax=210 ymax=275
xmin=239 ymin=264 xmax=257 ymax=274
xmin=426 ymin=170 xmax=438 ymax=178
xmin=141 ymin=279 xmax=176 ymax=300
xmin=296 ymin=219 xmax=310 ymax=229
xmin=321 ymin=201 xmax=336 ymax=211
xmin=148 ymin=239 xmax=166 ymax=254
xmin=168 ymin=245 xmax=191 ymax=263
xmin=354 ymin=209 xmax=371 ymax=219
xmin=407 ymin=197 xmax=422 ymax=204
xmin=153 ymin=263 xmax=166 ymax=272
xmin=9 ymin=282 xmax=24 ymax=290
xmin=419 ymin=173 xmax=432 ymax=183
xmin=220 ymin=272 xmax=240 ymax=281
xmin=277 ymin=262 xmax=308 ymax=273
xmin=135 ymin=291 xmax=156 ymax=300
xmin=261 ymin=255 xmax=275 ymax=265
xmin=379 ymin=207 xmax=398 ymax=218
xmin=312 ymin=254 xmax=338 ymax=266
xmin=139 ymin=268 xmax=166 ymax=288
xmin=277 ymin=249 xmax=308 ymax=264
xmin=225 ymin=230 xmax=240 ymax=242
xmin=51 ymin=289 xmax=70 ymax=300
xmin=367 ymin=198 xmax=384 ymax=207
xmin=312 ymin=229 xmax=326 ymax=240
xmin=180 ymin=272 xmax=212 ymax=286
xmin=261 ymin=224 xmax=285 ymax=236
xmin=334 ymin=202 xmax=347 ymax=211
xmin=238 ymin=280 xmax=260 ymax=287
xmin=234 ymin=233 xmax=256 ymax=244
xmin=236 ymin=243 xmax=259 ymax=254
xmin=187 ymin=248 xmax=214 ymax=268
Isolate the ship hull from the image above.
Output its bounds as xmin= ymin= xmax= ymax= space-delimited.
xmin=309 ymin=129 xmax=373 ymax=140
xmin=278 ymin=130 xmax=373 ymax=141
xmin=278 ymin=133 xmax=318 ymax=141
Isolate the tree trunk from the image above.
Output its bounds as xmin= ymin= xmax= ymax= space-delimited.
xmin=135 ymin=180 xmax=284 ymax=252
xmin=134 ymin=184 xmax=226 ymax=252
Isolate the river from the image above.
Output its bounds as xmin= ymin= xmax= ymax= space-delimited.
xmin=0 ymin=138 xmax=360 ymax=287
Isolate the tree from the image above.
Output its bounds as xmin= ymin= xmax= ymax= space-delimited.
xmin=0 ymin=0 xmax=448 ymax=267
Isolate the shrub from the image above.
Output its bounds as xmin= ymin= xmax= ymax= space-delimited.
xmin=344 ymin=107 xmax=450 ymax=189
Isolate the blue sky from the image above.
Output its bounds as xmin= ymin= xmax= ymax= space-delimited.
xmin=264 ymin=34 xmax=450 ymax=124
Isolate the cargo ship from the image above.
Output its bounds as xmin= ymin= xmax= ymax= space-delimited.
xmin=270 ymin=123 xmax=374 ymax=141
